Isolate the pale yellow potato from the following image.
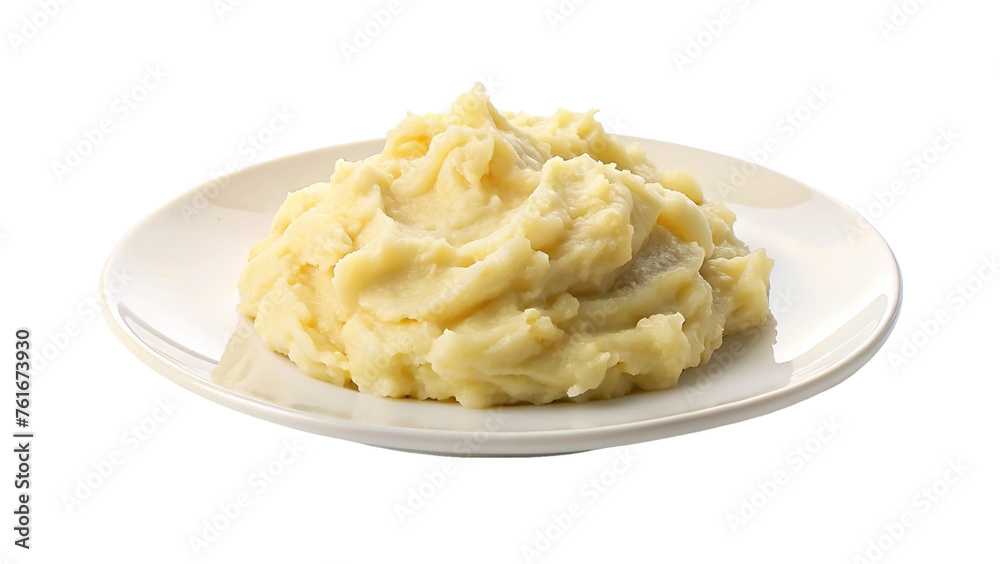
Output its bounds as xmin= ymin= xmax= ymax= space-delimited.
xmin=237 ymin=85 xmax=773 ymax=408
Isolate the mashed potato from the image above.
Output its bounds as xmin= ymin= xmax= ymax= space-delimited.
xmin=237 ymin=84 xmax=772 ymax=408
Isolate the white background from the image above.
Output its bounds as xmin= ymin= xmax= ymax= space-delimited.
xmin=2 ymin=0 xmax=998 ymax=562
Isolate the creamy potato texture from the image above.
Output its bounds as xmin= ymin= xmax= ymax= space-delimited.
xmin=237 ymin=85 xmax=772 ymax=408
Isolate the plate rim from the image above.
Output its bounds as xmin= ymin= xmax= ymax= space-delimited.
xmin=100 ymin=136 xmax=903 ymax=456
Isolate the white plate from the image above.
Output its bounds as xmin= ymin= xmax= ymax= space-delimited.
xmin=101 ymin=137 xmax=901 ymax=456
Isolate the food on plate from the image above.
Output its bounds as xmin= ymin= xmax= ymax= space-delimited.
xmin=237 ymin=84 xmax=772 ymax=408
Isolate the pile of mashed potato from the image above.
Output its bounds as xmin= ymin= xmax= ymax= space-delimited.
xmin=237 ymin=84 xmax=772 ymax=408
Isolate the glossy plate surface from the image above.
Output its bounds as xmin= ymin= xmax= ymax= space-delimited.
xmin=101 ymin=137 xmax=901 ymax=456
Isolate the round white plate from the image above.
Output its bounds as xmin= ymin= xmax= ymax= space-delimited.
xmin=101 ymin=137 xmax=901 ymax=456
